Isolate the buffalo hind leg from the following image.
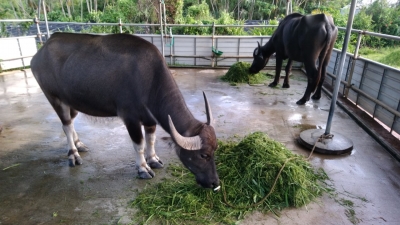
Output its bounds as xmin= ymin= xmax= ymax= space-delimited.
xmin=124 ymin=119 xmax=155 ymax=179
xmin=297 ymin=61 xmax=318 ymax=105
xmin=312 ymin=57 xmax=329 ymax=100
xmin=144 ymin=125 xmax=164 ymax=169
xmin=282 ymin=59 xmax=293 ymax=88
xmin=44 ymin=94 xmax=85 ymax=167
xmin=70 ymin=108 xmax=89 ymax=152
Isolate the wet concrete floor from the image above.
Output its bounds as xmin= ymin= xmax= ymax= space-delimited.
xmin=0 ymin=68 xmax=399 ymax=225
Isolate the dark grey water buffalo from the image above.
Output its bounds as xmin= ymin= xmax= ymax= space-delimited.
xmin=30 ymin=33 xmax=219 ymax=189
xmin=249 ymin=13 xmax=338 ymax=105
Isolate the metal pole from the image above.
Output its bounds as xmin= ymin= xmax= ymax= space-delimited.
xmin=325 ymin=0 xmax=357 ymax=135
xmin=163 ymin=2 xmax=167 ymax=37
xmin=286 ymin=0 xmax=290 ymax=15
xmin=159 ymin=0 xmax=164 ymax=58
xmin=42 ymin=0 xmax=50 ymax=39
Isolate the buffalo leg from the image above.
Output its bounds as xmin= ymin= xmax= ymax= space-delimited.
xmin=269 ymin=55 xmax=283 ymax=87
xmin=282 ymin=59 xmax=293 ymax=88
xmin=144 ymin=125 xmax=163 ymax=169
xmin=70 ymin=108 xmax=89 ymax=152
xmin=297 ymin=61 xmax=318 ymax=105
xmin=124 ymin=119 xmax=155 ymax=179
xmin=43 ymin=94 xmax=84 ymax=166
xmin=312 ymin=57 xmax=329 ymax=100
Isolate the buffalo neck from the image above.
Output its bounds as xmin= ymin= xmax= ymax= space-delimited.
xmin=149 ymin=70 xmax=203 ymax=137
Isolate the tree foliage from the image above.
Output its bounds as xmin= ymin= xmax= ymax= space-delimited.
xmin=1 ymin=0 xmax=400 ymax=48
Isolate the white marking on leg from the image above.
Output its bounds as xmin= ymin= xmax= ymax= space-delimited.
xmin=71 ymin=118 xmax=79 ymax=142
xmin=145 ymin=133 xmax=159 ymax=163
xmin=134 ymin=140 xmax=150 ymax=173
xmin=63 ymin=124 xmax=80 ymax=159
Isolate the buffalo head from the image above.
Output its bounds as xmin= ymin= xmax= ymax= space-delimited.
xmin=249 ymin=41 xmax=269 ymax=74
xmin=168 ymin=93 xmax=219 ymax=190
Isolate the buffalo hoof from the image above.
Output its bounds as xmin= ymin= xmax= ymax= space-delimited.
xmin=68 ymin=156 xmax=83 ymax=167
xmin=268 ymin=82 xmax=278 ymax=87
xmin=148 ymin=160 xmax=164 ymax=169
xmin=138 ymin=169 xmax=155 ymax=179
xmin=311 ymin=94 xmax=321 ymax=100
xmin=282 ymin=83 xmax=290 ymax=88
xmin=68 ymin=150 xmax=83 ymax=167
xmin=76 ymin=142 xmax=89 ymax=152
xmin=296 ymin=99 xmax=307 ymax=105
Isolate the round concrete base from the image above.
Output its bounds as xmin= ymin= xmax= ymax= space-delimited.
xmin=298 ymin=129 xmax=353 ymax=155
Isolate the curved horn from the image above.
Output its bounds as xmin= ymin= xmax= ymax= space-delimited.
xmin=203 ymin=91 xmax=213 ymax=126
xmin=168 ymin=115 xmax=202 ymax=150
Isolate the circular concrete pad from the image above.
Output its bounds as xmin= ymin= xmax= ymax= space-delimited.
xmin=298 ymin=129 xmax=353 ymax=155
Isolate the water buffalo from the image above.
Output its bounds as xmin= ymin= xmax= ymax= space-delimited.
xmin=249 ymin=13 xmax=338 ymax=105
xmin=30 ymin=33 xmax=219 ymax=189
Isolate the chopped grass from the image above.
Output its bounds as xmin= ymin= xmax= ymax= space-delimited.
xmin=131 ymin=132 xmax=330 ymax=224
xmin=221 ymin=62 xmax=268 ymax=85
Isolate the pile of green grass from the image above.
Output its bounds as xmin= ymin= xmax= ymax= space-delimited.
xmin=221 ymin=61 xmax=268 ymax=85
xmin=131 ymin=132 xmax=329 ymax=224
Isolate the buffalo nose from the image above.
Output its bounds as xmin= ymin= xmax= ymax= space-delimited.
xmin=248 ymin=67 xmax=255 ymax=74
xmin=212 ymin=181 xmax=220 ymax=192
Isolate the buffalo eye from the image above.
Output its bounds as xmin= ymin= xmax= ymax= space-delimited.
xmin=200 ymin=154 xmax=210 ymax=160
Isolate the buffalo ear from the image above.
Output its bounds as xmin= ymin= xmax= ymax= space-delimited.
xmin=257 ymin=42 xmax=262 ymax=56
xmin=253 ymin=48 xmax=258 ymax=57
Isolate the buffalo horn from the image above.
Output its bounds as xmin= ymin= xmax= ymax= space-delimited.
xmin=168 ymin=115 xmax=202 ymax=150
xmin=203 ymin=91 xmax=213 ymax=126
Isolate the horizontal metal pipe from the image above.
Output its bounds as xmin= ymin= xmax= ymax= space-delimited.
xmin=0 ymin=35 xmax=37 ymax=40
xmin=0 ymin=19 xmax=32 ymax=22
xmin=2 ymin=19 xmax=400 ymax=42
xmin=1 ymin=55 xmax=34 ymax=61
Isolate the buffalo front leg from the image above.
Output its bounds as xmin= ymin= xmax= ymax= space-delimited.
xmin=282 ymin=59 xmax=293 ymax=88
xmin=269 ymin=55 xmax=283 ymax=87
xmin=144 ymin=126 xmax=164 ymax=169
xmin=133 ymin=140 xmax=155 ymax=179
xmin=124 ymin=119 xmax=155 ymax=179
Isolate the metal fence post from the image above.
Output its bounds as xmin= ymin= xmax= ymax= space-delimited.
xmin=119 ymin=18 xmax=122 ymax=33
xmin=211 ymin=22 xmax=215 ymax=67
xmin=16 ymin=38 xmax=25 ymax=68
xmin=34 ymin=16 xmax=43 ymax=45
xmin=42 ymin=0 xmax=50 ymax=39
xmin=159 ymin=0 xmax=164 ymax=58
xmin=344 ymin=31 xmax=363 ymax=98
